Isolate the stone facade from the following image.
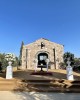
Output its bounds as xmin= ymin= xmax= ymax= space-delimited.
xmin=22 ymin=38 xmax=64 ymax=70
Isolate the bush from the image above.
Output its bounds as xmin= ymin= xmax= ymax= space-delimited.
xmin=73 ymin=66 xmax=80 ymax=71
xmin=59 ymin=62 xmax=66 ymax=69
xmin=0 ymin=62 xmax=2 ymax=72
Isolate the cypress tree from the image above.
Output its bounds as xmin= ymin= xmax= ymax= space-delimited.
xmin=19 ymin=41 xmax=24 ymax=66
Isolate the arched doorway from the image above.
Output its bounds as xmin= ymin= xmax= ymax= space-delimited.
xmin=37 ymin=53 xmax=48 ymax=68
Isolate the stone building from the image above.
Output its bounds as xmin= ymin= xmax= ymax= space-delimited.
xmin=22 ymin=38 xmax=64 ymax=70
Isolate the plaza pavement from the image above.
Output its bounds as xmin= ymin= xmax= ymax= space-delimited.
xmin=0 ymin=69 xmax=80 ymax=80
xmin=0 ymin=91 xmax=80 ymax=100
xmin=13 ymin=69 xmax=80 ymax=80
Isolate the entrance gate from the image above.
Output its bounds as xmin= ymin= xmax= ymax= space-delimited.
xmin=37 ymin=53 xmax=48 ymax=68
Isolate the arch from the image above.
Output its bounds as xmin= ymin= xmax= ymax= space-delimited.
xmin=35 ymin=51 xmax=49 ymax=59
xmin=36 ymin=51 xmax=49 ymax=68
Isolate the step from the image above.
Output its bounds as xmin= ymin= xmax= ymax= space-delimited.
xmin=27 ymin=84 xmax=62 ymax=88
xmin=22 ymin=80 xmax=52 ymax=83
xmin=65 ymin=84 xmax=80 ymax=88
xmin=62 ymin=80 xmax=80 ymax=84
xmin=0 ymin=81 xmax=16 ymax=84
xmin=0 ymin=80 xmax=16 ymax=84
xmin=27 ymin=83 xmax=80 ymax=88
xmin=0 ymin=85 xmax=16 ymax=91
xmin=25 ymin=85 xmax=80 ymax=92
xmin=0 ymin=83 xmax=16 ymax=90
xmin=11 ymin=79 xmax=80 ymax=92
xmin=27 ymin=85 xmax=62 ymax=92
xmin=62 ymin=81 xmax=80 ymax=88
xmin=0 ymin=79 xmax=16 ymax=82
xmin=0 ymin=79 xmax=18 ymax=91
xmin=22 ymin=79 xmax=79 ymax=83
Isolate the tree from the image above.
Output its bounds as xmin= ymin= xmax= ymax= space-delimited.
xmin=74 ymin=58 xmax=80 ymax=66
xmin=5 ymin=53 xmax=16 ymax=61
xmin=59 ymin=62 xmax=66 ymax=69
xmin=12 ymin=57 xmax=19 ymax=67
xmin=19 ymin=41 xmax=24 ymax=66
xmin=0 ymin=53 xmax=20 ymax=71
xmin=0 ymin=62 xmax=2 ymax=72
xmin=73 ymin=58 xmax=80 ymax=71
xmin=0 ymin=53 xmax=8 ymax=69
xmin=63 ymin=52 xmax=74 ymax=66
xmin=5 ymin=53 xmax=19 ymax=67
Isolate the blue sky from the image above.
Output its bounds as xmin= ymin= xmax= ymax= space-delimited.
xmin=0 ymin=0 xmax=80 ymax=57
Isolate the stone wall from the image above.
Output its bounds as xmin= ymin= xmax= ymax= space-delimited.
xmin=22 ymin=38 xmax=64 ymax=70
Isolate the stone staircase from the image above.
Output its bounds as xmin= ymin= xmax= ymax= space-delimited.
xmin=61 ymin=80 xmax=80 ymax=92
xmin=0 ymin=79 xmax=17 ymax=91
xmin=20 ymin=80 xmax=80 ymax=92
xmin=0 ymin=79 xmax=80 ymax=92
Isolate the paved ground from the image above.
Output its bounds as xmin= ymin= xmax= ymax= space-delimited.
xmin=0 ymin=91 xmax=80 ymax=100
xmin=0 ymin=69 xmax=80 ymax=80
xmin=13 ymin=69 xmax=80 ymax=80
